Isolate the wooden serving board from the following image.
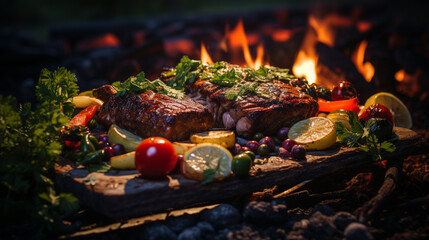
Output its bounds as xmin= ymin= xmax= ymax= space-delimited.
xmin=55 ymin=127 xmax=427 ymax=219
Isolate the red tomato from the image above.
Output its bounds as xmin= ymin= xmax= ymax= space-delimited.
xmin=359 ymin=104 xmax=394 ymax=125
xmin=135 ymin=137 xmax=178 ymax=178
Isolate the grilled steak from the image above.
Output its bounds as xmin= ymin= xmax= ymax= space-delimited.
xmin=186 ymin=79 xmax=318 ymax=138
xmin=161 ymin=58 xmax=319 ymax=138
xmin=93 ymin=85 xmax=214 ymax=141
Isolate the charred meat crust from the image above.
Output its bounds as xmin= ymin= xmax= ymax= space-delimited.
xmin=93 ymin=85 xmax=214 ymax=141
xmin=186 ymin=79 xmax=318 ymax=138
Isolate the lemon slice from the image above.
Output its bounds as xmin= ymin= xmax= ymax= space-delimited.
xmin=107 ymin=124 xmax=143 ymax=152
xmin=71 ymin=96 xmax=103 ymax=108
xmin=111 ymin=152 xmax=136 ymax=169
xmin=364 ymin=92 xmax=412 ymax=128
xmin=190 ymin=131 xmax=236 ymax=149
xmin=182 ymin=143 xmax=232 ymax=182
xmin=327 ymin=112 xmax=351 ymax=130
xmin=173 ymin=142 xmax=197 ymax=155
xmin=288 ymin=117 xmax=336 ymax=150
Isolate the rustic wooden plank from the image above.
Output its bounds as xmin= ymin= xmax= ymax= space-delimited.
xmin=54 ymin=127 xmax=427 ymax=219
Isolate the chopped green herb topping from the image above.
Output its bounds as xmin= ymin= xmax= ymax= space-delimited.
xmin=112 ymin=72 xmax=186 ymax=99
xmin=164 ymin=56 xmax=300 ymax=101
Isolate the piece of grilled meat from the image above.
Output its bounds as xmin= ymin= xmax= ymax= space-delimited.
xmin=186 ymin=79 xmax=318 ymax=138
xmin=93 ymin=85 xmax=214 ymax=141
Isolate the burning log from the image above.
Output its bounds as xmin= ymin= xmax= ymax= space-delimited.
xmin=316 ymin=42 xmax=375 ymax=102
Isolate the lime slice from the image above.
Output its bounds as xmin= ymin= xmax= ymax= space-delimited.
xmin=107 ymin=124 xmax=143 ymax=152
xmin=182 ymin=143 xmax=232 ymax=182
xmin=111 ymin=152 xmax=136 ymax=169
xmin=327 ymin=112 xmax=351 ymax=130
xmin=364 ymin=92 xmax=412 ymax=128
xmin=190 ymin=131 xmax=236 ymax=149
xmin=288 ymin=117 xmax=336 ymax=150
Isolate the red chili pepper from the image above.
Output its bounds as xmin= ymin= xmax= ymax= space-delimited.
xmin=318 ymin=97 xmax=360 ymax=113
xmin=69 ymin=105 xmax=99 ymax=126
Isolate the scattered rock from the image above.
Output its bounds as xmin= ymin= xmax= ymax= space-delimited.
xmin=139 ymin=222 xmax=177 ymax=240
xmin=178 ymin=226 xmax=201 ymax=240
xmin=304 ymin=211 xmax=336 ymax=239
xmin=312 ymin=204 xmax=336 ymax=216
xmin=197 ymin=221 xmax=215 ymax=236
xmin=332 ymin=211 xmax=358 ymax=232
xmin=215 ymin=224 xmax=266 ymax=240
xmin=165 ymin=213 xmax=197 ymax=233
xmin=243 ymin=201 xmax=288 ymax=225
xmin=201 ymin=204 xmax=241 ymax=230
xmin=344 ymin=222 xmax=373 ymax=240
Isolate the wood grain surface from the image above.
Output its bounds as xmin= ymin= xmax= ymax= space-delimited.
xmin=54 ymin=127 xmax=428 ymax=219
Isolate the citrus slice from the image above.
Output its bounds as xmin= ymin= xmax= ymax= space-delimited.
xmin=364 ymin=92 xmax=412 ymax=128
xmin=190 ymin=131 xmax=236 ymax=149
xmin=182 ymin=143 xmax=232 ymax=182
xmin=71 ymin=96 xmax=103 ymax=108
xmin=327 ymin=112 xmax=351 ymax=130
xmin=110 ymin=152 xmax=136 ymax=169
xmin=288 ymin=117 xmax=336 ymax=150
xmin=172 ymin=142 xmax=197 ymax=155
xmin=107 ymin=124 xmax=143 ymax=152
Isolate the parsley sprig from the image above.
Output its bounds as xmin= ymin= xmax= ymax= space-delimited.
xmin=112 ymin=72 xmax=186 ymax=99
xmin=1 ymin=68 xmax=81 ymax=237
xmin=335 ymin=111 xmax=396 ymax=161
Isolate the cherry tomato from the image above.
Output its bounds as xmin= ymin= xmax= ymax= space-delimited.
xmin=331 ymin=81 xmax=357 ymax=101
xmin=135 ymin=137 xmax=178 ymax=178
xmin=359 ymin=104 xmax=394 ymax=126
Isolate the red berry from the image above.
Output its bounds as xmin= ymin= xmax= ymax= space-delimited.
xmin=331 ymin=81 xmax=357 ymax=101
xmin=246 ymin=140 xmax=260 ymax=154
xmin=291 ymin=145 xmax=306 ymax=159
xmin=282 ymin=139 xmax=296 ymax=152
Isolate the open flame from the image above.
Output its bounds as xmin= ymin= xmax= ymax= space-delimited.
xmin=201 ymin=20 xmax=265 ymax=69
xmin=293 ymin=51 xmax=317 ymax=84
xmin=201 ymin=42 xmax=214 ymax=65
xmin=352 ymin=40 xmax=374 ymax=82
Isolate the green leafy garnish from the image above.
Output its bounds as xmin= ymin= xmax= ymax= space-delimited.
xmin=201 ymin=168 xmax=216 ymax=185
xmin=210 ymin=68 xmax=238 ymax=87
xmin=335 ymin=111 xmax=396 ymax=161
xmin=112 ymin=72 xmax=186 ymax=99
xmin=35 ymin=67 xmax=79 ymax=117
xmin=0 ymin=95 xmax=79 ymax=236
xmin=166 ymin=56 xmax=201 ymax=89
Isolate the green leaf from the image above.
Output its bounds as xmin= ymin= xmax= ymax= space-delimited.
xmin=35 ymin=67 xmax=79 ymax=117
xmin=87 ymin=162 xmax=111 ymax=173
xmin=201 ymin=168 xmax=215 ymax=185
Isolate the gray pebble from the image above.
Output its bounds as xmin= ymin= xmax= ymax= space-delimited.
xmin=243 ymin=201 xmax=288 ymax=225
xmin=165 ymin=214 xmax=196 ymax=233
xmin=332 ymin=211 xmax=358 ymax=232
xmin=139 ymin=222 xmax=177 ymax=240
xmin=178 ymin=226 xmax=201 ymax=240
xmin=344 ymin=222 xmax=373 ymax=240
xmin=201 ymin=204 xmax=241 ymax=230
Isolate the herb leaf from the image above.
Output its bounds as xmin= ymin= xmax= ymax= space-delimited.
xmin=334 ymin=111 xmax=396 ymax=161
xmin=35 ymin=67 xmax=79 ymax=117
xmin=112 ymin=72 xmax=186 ymax=99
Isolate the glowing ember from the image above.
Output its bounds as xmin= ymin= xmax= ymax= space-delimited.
xmin=293 ymin=50 xmax=317 ymax=84
xmin=352 ymin=40 xmax=375 ymax=82
xmin=272 ymin=29 xmax=293 ymax=42
xmin=201 ymin=43 xmax=214 ymax=65
xmin=395 ymin=69 xmax=405 ymax=82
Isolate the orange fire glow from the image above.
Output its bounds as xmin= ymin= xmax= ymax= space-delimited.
xmin=352 ymin=40 xmax=374 ymax=82
xmin=272 ymin=29 xmax=293 ymax=42
xmin=395 ymin=69 xmax=405 ymax=82
xmin=293 ymin=50 xmax=317 ymax=84
xmin=201 ymin=20 xmax=266 ymax=69
xmin=309 ymin=14 xmax=336 ymax=47
xmin=201 ymin=43 xmax=214 ymax=65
